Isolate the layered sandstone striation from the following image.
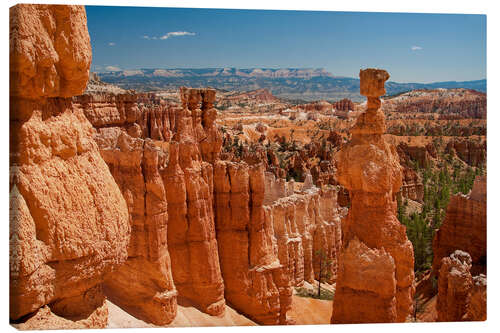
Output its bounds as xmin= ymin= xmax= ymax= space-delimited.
xmin=292 ymin=100 xmax=333 ymax=113
xmin=332 ymin=69 xmax=415 ymax=323
xmin=10 ymin=4 xmax=129 ymax=327
xmin=79 ymin=87 xmax=314 ymax=325
xmin=382 ymin=89 xmax=486 ymax=119
xmin=432 ymin=176 xmax=486 ymax=275
xmin=92 ymin=129 xmax=177 ymax=324
xmin=433 ymin=176 xmax=487 ymax=322
xmin=397 ymin=141 xmax=436 ymax=169
xmin=74 ymin=91 xmax=177 ymax=325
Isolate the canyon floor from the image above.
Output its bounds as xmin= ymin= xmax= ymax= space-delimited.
xmin=107 ymin=301 xmax=257 ymax=328
xmin=107 ymin=295 xmax=333 ymax=328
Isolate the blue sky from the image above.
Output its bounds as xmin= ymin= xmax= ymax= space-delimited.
xmin=85 ymin=6 xmax=486 ymax=83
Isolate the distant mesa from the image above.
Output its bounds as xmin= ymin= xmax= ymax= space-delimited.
xmin=94 ymin=68 xmax=486 ymax=102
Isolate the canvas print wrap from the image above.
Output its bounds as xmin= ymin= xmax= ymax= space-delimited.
xmin=9 ymin=3 xmax=486 ymax=329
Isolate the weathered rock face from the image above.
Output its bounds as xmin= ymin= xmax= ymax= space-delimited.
xmin=93 ymin=128 xmax=177 ymax=325
xmin=12 ymin=304 xmax=108 ymax=330
xmin=397 ymin=142 xmax=434 ymax=169
xmin=446 ymin=139 xmax=486 ymax=167
xmin=82 ymin=87 xmax=352 ymax=325
xmin=9 ymin=4 xmax=129 ymax=327
xmin=464 ymin=274 xmax=487 ymax=321
xmin=10 ymin=5 xmax=92 ymax=99
xmin=431 ymin=177 xmax=487 ymax=321
xmin=382 ymin=89 xmax=486 ymax=119
xmin=163 ymin=89 xmax=225 ymax=316
xmin=76 ymin=93 xmax=139 ymax=129
xmin=214 ymin=161 xmax=291 ymax=325
xmin=397 ymin=167 xmax=424 ymax=203
xmin=432 ymin=176 xmax=486 ymax=275
xmin=332 ymin=68 xmax=415 ymax=323
xmin=293 ymin=100 xmax=333 ymax=113
xmin=436 ymin=250 xmax=471 ymax=322
xmin=264 ymin=173 xmax=342 ymax=285
xmin=333 ymin=98 xmax=354 ymax=112
xmin=436 ymin=250 xmax=486 ymax=322
xmin=334 ymin=238 xmax=398 ymax=323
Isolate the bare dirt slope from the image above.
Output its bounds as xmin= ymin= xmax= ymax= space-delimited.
xmin=106 ymin=300 xmax=256 ymax=328
xmin=288 ymin=296 xmax=333 ymax=325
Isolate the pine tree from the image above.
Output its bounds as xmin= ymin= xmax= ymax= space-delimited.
xmin=314 ymin=249 xmax=333 ymax=298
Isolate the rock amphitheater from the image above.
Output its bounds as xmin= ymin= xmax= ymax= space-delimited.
xmin=9 ymin=4 xmax=486 ymax=329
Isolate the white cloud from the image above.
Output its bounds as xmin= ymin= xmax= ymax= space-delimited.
xmin=108 ymin=42 xmax=115 ymax=46
xmin=143 ymin=31 xmax=196 ymax=40
xmin=411 ymin=46 xmax=423 ymax=51
xmin=105 ymin=65 xmax=121 ymax=71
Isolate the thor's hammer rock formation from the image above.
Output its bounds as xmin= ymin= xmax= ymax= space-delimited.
xmin=331 ymin=69 xmax=415 ymax=323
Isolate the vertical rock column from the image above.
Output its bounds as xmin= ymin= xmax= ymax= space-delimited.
xmin=98 ymin=134 xmax=178 ymax=325
xmin=214 ymin=161 xmax=293 ymax=325
xmin=76 ymin=90 xmax=178 ymax=325
xmin=313 ymin=187 xmax=342 ymax=283
xmin=437 ymin=250 xmax=473 ymax=322
xmin=162 ymin=88 xmax=226 ymax=316
xmin=9 ymin=5 xmax=130 ymax=327
xmin=331 ymin=69 xmax=415 ymax=323
xmin=270 ymin=199 xmax=306 ymax=287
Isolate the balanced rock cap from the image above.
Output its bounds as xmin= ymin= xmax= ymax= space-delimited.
xmin=359 ymin=68 xmax=390 ymax=97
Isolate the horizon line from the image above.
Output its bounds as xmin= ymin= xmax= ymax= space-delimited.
xmin=90 ymin=67 xmax=486 ymax=85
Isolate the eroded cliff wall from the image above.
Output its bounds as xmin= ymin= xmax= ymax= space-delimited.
xmin=437 ymin=250 xmax=486 ymax=322
xmin=432 ymin=176 xmax=486 ymax=275
xmin=75 ymin=88 xmax=227 ymax=323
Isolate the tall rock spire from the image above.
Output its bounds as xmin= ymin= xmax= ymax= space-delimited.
xmin=331 ymin=68 xmax=415 ymax=323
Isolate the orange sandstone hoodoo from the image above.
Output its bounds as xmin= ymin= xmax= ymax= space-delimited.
xmin=331 ymin=69 xmax=415 ymax=323
xmin=9 ymin=4 xmax=130 ymax=327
